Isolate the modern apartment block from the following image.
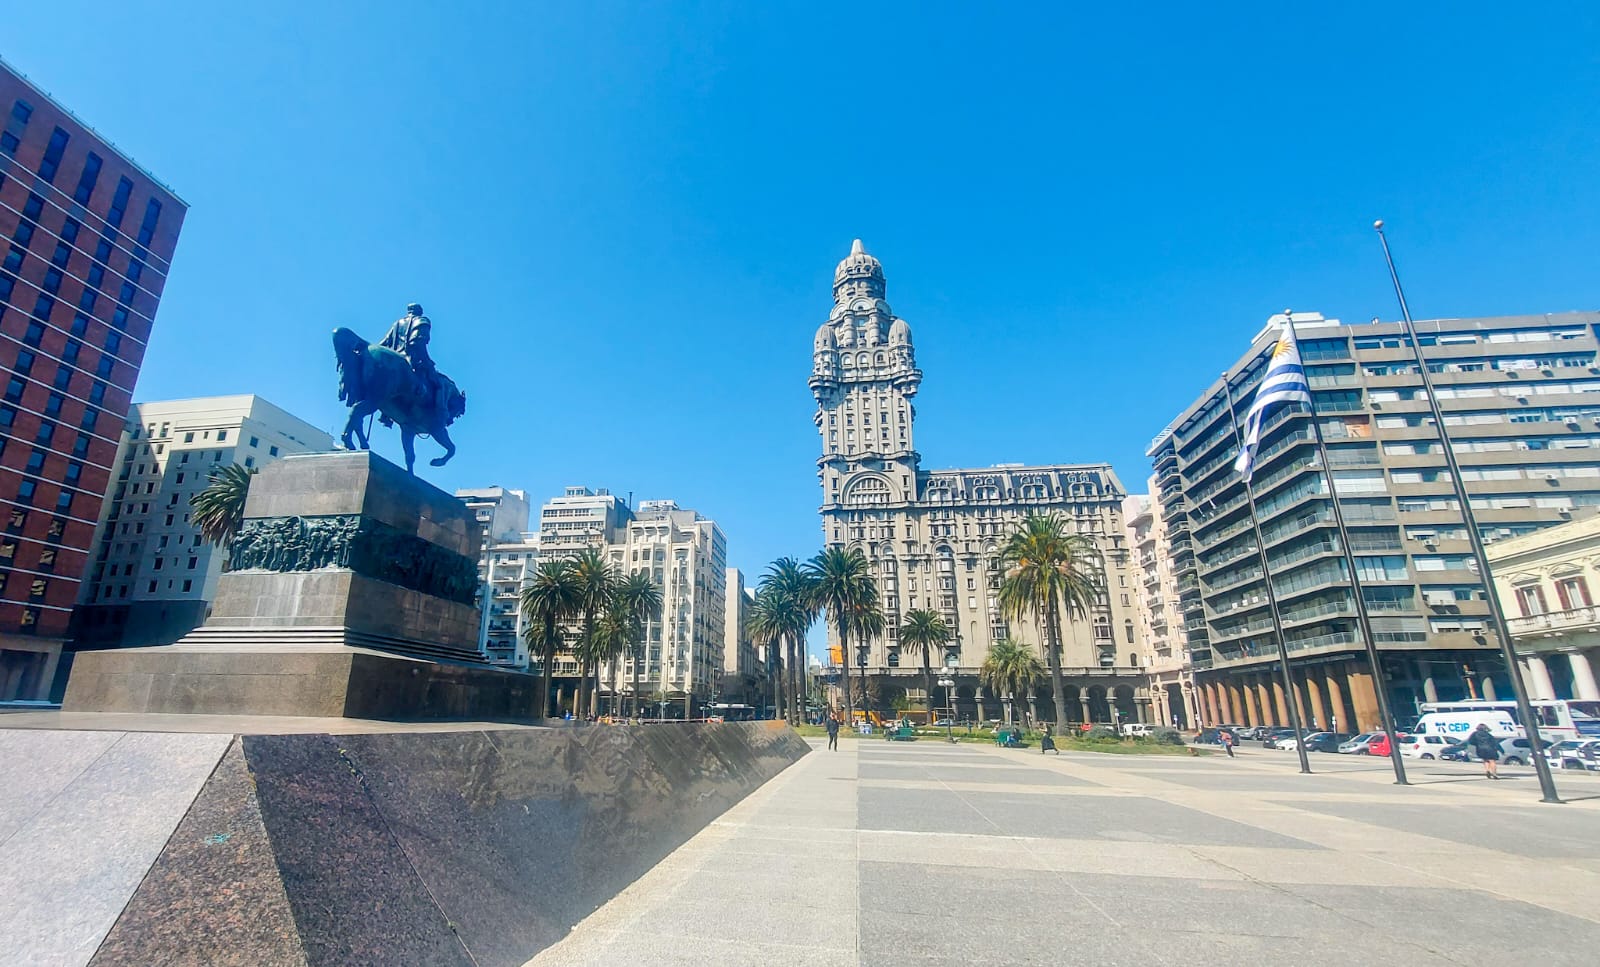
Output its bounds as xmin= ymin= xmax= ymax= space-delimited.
xmin=811 ymin=241 xmax=1147 ymax=726
xmin=0 ymin=60 xmax=186 ymax=699
xmin=601 ymin=500 xmax=728 ymax=718
xmin=1151 ymin=310 xmax=1600 ymax=734
xmin=1125 ymin=491 xmax=1195 ymax=727
xmin=71 ymin=396 xmax=330 ymax=649
xmin=457 ymin=486 xmax=536 ymax=667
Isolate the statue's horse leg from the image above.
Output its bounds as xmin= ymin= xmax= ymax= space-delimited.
xmin=428 ymin=425 xmax=457 ymax=468
xmin=342 ymin=402 xmax=376 ymax=451
xmin=401 ymin=427 xmax=418 ymax=474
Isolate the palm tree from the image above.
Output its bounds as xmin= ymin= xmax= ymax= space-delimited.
xmin=849 ymin=599 xmax=886 ymax=721
xmin=805 ymin=547 xmax=877 ymax=724
xmin=567 ymin=547 xmax=617 ymax=718
xmin=580 ymin=605 xmax=630 ymax=716
xmin=521 ymin=559 xmax=582 ymax=717
xmin=980 ymin=640 xmax=1046 ymax=727
xmin=190 ymin=463 xmax=257 ymax=550
xmin=758 ymin=557 xmax=818 ymax=724
xmin=745 ymin=589 xmax=790 ymax=721
xmin=613 ymin=571 xmax=663 ymax=717
xmin=898 ymin=609 xmax=950 ymax=724
xmin=995 ymin=514 xmax=1101 ymax=735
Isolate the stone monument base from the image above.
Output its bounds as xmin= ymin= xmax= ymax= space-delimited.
xmin=62 ymin=638 xmax=543 ymax=721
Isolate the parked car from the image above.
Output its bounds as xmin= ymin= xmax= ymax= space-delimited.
xmin=1439 ymin=738 xmax=1474 ymax=762
xmin=1544 ymin=739 xmax=1600 ymax=771
xmin=1230 ymin=725 xmax=1259 ymax=740
xmin=1367 ymin=733 xmax=1403 ymax=757
xmin=1338 ymin=733 xmax=1380 ymax=754
xmin=1305 ymin=732 xmax=1353 ymax=753
xmin=1196 ymin=727 xmax=1239 ymax=746
xmin=1499 ymin=737 xmax=1537 ymax=765
xmin=1259 ymin=727 xmax=1296 ymax=748
xmin=1276 ymin=731 xmax=1329 ymax=751
xmin=1397 ymin=734 xmax=1458 ymax=760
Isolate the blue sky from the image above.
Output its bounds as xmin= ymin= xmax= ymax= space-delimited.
xmin=6 ymin=3 xmax=1599 ymax=657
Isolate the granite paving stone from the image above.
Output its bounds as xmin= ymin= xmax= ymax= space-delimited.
xmin=0 ymin=731 xmax=232 ymax=967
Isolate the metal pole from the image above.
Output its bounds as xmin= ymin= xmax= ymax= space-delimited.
xmin=1374 ymin=220 xmax=1562 ymax=803
xmin=1285 ymin=312 xmax=1408 ymax=784
xmin=1220 ymin=373 xmax=1312 ymax=774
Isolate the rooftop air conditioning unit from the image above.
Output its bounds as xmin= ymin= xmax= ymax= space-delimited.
xmin=1507 ymin=371 xmax=1520 ymax=379
xmin=1567 ymin=420 xmax=1583 ymax=429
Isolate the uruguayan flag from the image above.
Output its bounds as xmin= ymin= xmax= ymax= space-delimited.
xmin=1233 ymin=322 xmax=1313 ymax=481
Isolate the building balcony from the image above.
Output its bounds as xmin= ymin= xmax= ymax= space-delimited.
xmin=1508 ymin=606 xmax=1600 ymax=639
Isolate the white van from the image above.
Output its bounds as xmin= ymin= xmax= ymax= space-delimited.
xmin=1414 ymin=709 xmax=1521 ymax=740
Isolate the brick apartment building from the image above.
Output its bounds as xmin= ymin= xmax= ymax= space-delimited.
xmin=0 ymin=59 xmax=186 ymax=700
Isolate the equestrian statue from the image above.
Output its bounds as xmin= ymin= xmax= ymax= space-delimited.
xmin=333 ymin=302 xmax=465 ymax=473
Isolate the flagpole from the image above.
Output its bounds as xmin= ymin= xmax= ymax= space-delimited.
xmin=1220 ymin=371 xmax=1312 ymax=775
xmin=1373 ymin=221 xmax=1561 ymax=803
xmin=1284 ymin=312 xmax=1408 ymax=785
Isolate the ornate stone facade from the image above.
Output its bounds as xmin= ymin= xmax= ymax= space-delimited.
xmin=810 ymin=241 xmax=1149 ymax=725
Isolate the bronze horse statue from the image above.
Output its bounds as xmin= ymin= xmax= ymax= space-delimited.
xmin=332 ymin=327 xmax=465 ymax=473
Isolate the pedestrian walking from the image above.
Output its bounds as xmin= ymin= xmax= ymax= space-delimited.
xmin=1221 ymin=729 xmax=1236 ymax=758
xmin=825 ymin=712 xmax=839 ymax=751
xmin=1468 ymin=723 xmax=1502 ymax=779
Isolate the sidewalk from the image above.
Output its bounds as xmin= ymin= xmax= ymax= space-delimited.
xmin=528 ymin=736 xmax=1600 ymax=966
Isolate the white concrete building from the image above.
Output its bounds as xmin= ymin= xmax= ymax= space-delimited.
xmin=720 ymin=567 xmax=765 ymax=708
xmin=73 ymin=395 xmax=332 ymax=648
xmin=602 ymin=500 xmax=727 ymax=717
xmin=457 ymin=487 xmax=537 ymax=667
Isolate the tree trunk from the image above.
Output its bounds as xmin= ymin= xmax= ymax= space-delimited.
xmin=631 ymin=646 xmax=642 ymax=719
xmin=924 ymin=653 xmax=934 ymax=725
xmin=839 ymin=619 xmax=853 ymax=724
xmin=790 ymin=635 xmax=803 ymax=725
xmin=773 ymin=642 xmax=788 ymax=724
xmin=538 ymin=634 xmax=556 ymax=719
xmin=1045 ymin=600 xmax=1069 ymax=736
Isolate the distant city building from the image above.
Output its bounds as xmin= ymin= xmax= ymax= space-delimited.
xmin=457 ymin=486 xmax=536 ymax=667
xmin=71 ymin=396 xmax=331 ymax=649
xmin=0 ymin=59 xmax=188 ymax=700
xmin=601 ymin=500 xmax=727 ymax=718
xmin=533 ymin=486 xmax=633 ymax=703
xmin=1484 ymin=511 xmax=1600 ymax=702
xmin=1151 ymin=310 xmax=1600 ymax=734
xmin=1125 ymin=492 xmax=1193 ymax=727
xmin=719 ymin=567 xmax=765 ymax=709
xmin=810 ymin=241 xmax=1144 ymax=726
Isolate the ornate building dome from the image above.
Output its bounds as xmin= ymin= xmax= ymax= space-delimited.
xmin=814 ymin=321 xmax=838 ymax=353
xmin=889 ymin=317 xmax=913 ymax=346
xmin=833 ymin=238 xmax=886 ymax=301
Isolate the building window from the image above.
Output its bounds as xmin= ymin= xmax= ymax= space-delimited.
xmin=74 ymin=152 xmax=103 ymax=204
xmin=1555 ymin=576 xmax=1592 ymax=611
xmin=38 ymin=127 xmax=70 ymax=182
xmin=16 ymin=480 xmax=36 ymax=504
xmin=1515 ymin=585 xmax=1549 ymax=617
xmin=182 ymin=580 xmax=192 ymax=592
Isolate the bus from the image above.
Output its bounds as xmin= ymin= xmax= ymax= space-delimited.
xmin=1416 ymin=699 xmax=1600 ymax=742
xmin=704 ymin=703 xmax=757 ymax=722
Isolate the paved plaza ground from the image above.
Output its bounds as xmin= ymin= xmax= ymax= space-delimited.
xmin=529 ymin=737 xmax=1600 ymax=967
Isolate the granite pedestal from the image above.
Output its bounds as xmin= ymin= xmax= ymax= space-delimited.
xmin=64 ymin=451 xmax=526 ymax=721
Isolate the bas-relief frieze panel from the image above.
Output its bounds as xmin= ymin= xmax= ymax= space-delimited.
xmin=228 ymin=514 xmax=478 ymax=605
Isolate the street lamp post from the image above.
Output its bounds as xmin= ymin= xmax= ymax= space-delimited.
xmin=937 ymin=676 xmax=956 ymax=741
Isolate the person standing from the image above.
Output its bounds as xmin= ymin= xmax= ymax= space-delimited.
xmin=1469 ymin=723 xmax=1502 ymax=779
xmin=825 ymin=712 xmax=840 ymax=751
xmin=1221 ymin=729 xmax=1236 ymax=758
